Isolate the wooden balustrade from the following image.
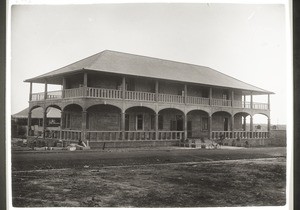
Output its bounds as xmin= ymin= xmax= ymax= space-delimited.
xmin=157 ymin=131 xmax=184 ymax=140
xmin=46 ymin=90 xmax=62 ymax=99
xmin=186 ymin=96 xmax=209 ymax=105
xmin=125 ymin=90 xmax=156 ymax=101
xmin=61 ymin=130 xmax=81 ymax=141
xmin=211 ymin=99 xmax=231 ymax=107
xmin=86 ymin=131 xmax=123 ymax=141
xmin=30 ymin=87 xmax=269 ymax=110
xmin=253 ymin=103 xmax=269 ymax=110
xmin=211 ymin=131 xmax=269 ymax=139
xmin=86 ymin=87 xmax=122 ymax=99
xmin=64 ymin=88 xmax=85 ymax=98
xmin=158 ymin=93 xmax=184 ymax=103
xmin=31 ymin=92 xmax=45 ymax=101
xmin=124 ymin=131 xmax=156 ymax=140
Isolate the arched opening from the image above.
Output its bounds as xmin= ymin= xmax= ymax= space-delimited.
xmin=28 ymin=106 xmax=44 ymax=136
xmin=253 ymin=113 xmax=269 ymax=132
xmin=186 ymin=110 xmax=209 ymax=139
xmin=125 ymin=106 xmax=156 ymax=131
xmin=211 ymin=111 xmax=232 ymax=131
xmin=86 ymin=104 xmax=122 ymax=131
xmin=45 ymin=105 xmax=61 ymax=129
xmin=158 ymin=108 xmax=184 ymax=131
xmin=62 ymin=104 xmax=83 ymax=130
xmin=234 ymin=112 xmax=251 ymax=131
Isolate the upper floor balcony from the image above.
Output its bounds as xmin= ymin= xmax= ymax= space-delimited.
xmin=30 ymin=87 xmax=269 ymax=110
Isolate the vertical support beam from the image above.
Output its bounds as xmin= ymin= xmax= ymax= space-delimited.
xmin=250 ymin=116 xmax=253 ymax=138
xmin=231 ymin=115 xmax=234 ymax=138
xmin=243 ymin=95 xmax=246 ymax=108
xmin=44 ymin=80 xmax=48 ymax=100
xmin=209 ymin=87 xmax=212 ymax=105
xmin=208 ymin=115 xmax=212 ymax=139
xmin=231 ymin=90 xmax=234 ymax=107
xmin=267 ymin=117 xmax=271 ymax=138
xmin=250 ymin=92 xmax=253 ymax=109
xmin=155 ymin=80 xmax=159 ymax=102
xmin=121 ymin=112 xmax=125 ymax=140
xmin=81 ymin=111 xmax=87 ymax=142
xmin=29 ymin=82 xmax=32 ymax=101
xmin=62 ymin=77 xmax=66 ymax=98
xmin=268 ymin=94 xmax=270 ymax=110
xmin=42 ymin=109 xmax=47 ymax=138
xmin=27 ymin=111 xmax=32 ymax=136
xmin=155 ymin=113 xmax=159 ymax=140
xmin=183 ymin=114 xmax=187 ymax=140
xmin=83 ymin=72 xmax=88 ymax=87
xmin=122 ymin=77 xmax=126 ymax=100
xmin=60 ymin=111 xmax=64 ymax=140
xmin=243 ymin=116 xmax=247 ymax=131
xmin=184 ymin=84 xmax=187 ymax=104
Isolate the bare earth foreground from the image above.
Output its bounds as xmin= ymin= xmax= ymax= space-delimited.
xmin=11 ymin=147 xmax=286 ymax=207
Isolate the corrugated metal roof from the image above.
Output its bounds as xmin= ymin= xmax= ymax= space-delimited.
xmin=12 ymin=107 xmax=61 ymax=119
xmin=25 ymin=50 xmax=273 ymax=94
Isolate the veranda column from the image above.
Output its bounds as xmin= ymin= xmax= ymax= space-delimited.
xmin=208 ymin=116 xmax=212 ymax=139
xmin=155 ymin=113 xmax=159 ymax=140
xmin=184 ymin=84 xmax=187 ymax=104
xmin=231 ymin=115 xmax=235 ymax=138
xmin=183 ymin=114 xmax=187 ymax=140
xmin=121 ymin=112 xmax=125 ymax=140
xmin=44 ymin=80 xmax=48 ymax=100
xmin=60 ymin=111 xmax=65 ymax=139
xmin=250 ymin=93 xmax=253 ymax=109
xmin=250 ymin=116 xmax=254 ymax=138
xmin=42 ymin=109 xmax=47 ymax=138
xmin=231 ymin=90 xmax=234 ymax=107
xmin=155 ymin=80 xmax=159 ymax=102
xmin=122 ymin=77 xmax=126 ymax=99
xmin=29 ymin=82 xmax=32 ymax=101
xmin=209 ymin=87 xmax=212 ymax=105
xmin=267 ymin=117 xmax=271 ymax=138
xmin=62 ymin=78 xmax=66 ymax=98
xmin=243 ymin=116 xmax=247 ymax=131
xmin=27 ymin=111 xmax=32 ymax=136
xmin=83 ymin=73 xmax=88 ymax=97
xmin=81 ymin=111 xmax=87 ymax=142
xmin=268 ymin=94 xmax=270 ymax=110
xmin=243 ymin=95 xmax=246 ymax=108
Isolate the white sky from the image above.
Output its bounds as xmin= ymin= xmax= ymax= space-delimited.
xmin=10 ymin=3 xmax=288 ymax=124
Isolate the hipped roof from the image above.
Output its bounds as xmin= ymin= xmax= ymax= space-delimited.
xmin=25 ymin=50 xmax=273 ymax=94
xmin=12 ymin=107 xmax=61 ymax=119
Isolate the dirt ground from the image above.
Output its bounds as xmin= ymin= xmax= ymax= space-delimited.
xmin=11 ymin=147 xmax=286 ymax=207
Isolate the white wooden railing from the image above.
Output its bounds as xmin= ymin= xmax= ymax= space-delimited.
xmin=46 ymin=90 xmax=62 ymax=100
xmin=186 ymin=96 xmax=209 ymax=105
xmin=158 ymin=93 xmax=184 ymax=103
xmin=86 ymin=87 xmax=122 ymax=99
xmin=60 ymin=130 xmax=82 ymax=141
xmin=211 ymin=131 xmax=269 ymax=139
xmin=211 ymin=98 xmax=232 ymax=107
xmin=30 ymin=87 xmax=268 ymax=110
xmin=125 ymin=91 xmax=156 ymax=101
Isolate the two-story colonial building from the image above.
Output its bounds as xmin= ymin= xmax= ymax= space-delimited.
xmin=25 ymin=50 xmax=273 ymax=148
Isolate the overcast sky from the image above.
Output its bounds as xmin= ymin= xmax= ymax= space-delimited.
xmin=10 ymin=3 xmax=288 ymax=124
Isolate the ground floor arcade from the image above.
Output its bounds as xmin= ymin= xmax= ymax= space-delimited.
xmin=27 ymin=102 xmax=271 ymax=143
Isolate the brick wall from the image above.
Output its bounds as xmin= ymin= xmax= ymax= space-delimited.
xmin=87 ymin=106 xmax=121 ymax=131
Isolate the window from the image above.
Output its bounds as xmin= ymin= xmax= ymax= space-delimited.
xmin=136 ymin=114 xmax=143 ymax=130
xmin=158 ymin=115 xmax=163 ymax=130
xmin=202 ymin=117 xmax=208 ymax=131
